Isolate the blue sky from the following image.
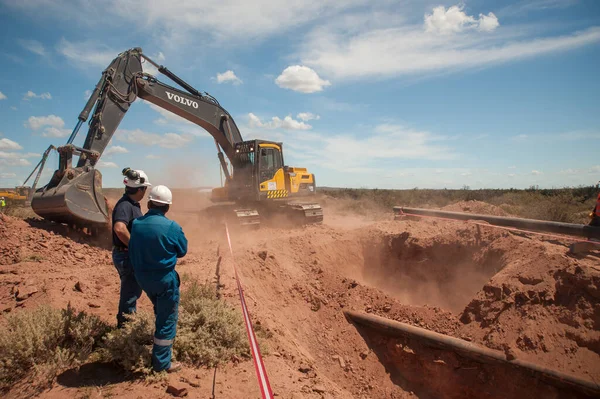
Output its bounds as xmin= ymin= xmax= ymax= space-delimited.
xmin=0 ymin=0 xmax=599 ymax=190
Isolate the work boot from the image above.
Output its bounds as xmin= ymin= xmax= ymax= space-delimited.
xmin=166 ymin=362 xmax=182 ymax=373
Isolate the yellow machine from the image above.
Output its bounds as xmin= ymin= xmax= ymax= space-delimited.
xmin=0 ymin=187 xmax=31 ymax=203
xmin=30 ymin=47 xmax=323 ymax=228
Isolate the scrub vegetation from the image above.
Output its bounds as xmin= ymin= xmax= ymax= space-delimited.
xmin=0 ymin=282 xmax=255 ymax=391
xmin=321 ymin=185 xmax=598 ymax=224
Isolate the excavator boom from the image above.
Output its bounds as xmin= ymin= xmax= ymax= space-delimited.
xmin=30 ymin=47 xmax=321 ymax=229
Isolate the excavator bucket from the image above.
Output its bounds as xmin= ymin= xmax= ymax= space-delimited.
xmin=31 ymin=167 xmax=109 ymax=228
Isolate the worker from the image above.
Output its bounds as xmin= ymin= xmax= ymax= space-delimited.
xmin=112 ymin=167 xmax=152 ymax=328
xmin=129 ymin=185 xmax=187 ymax=373
xmin=0 ymin=197 xmax=5 ymax=213
xmin=591 ymin=187 xmax=600 ymax=227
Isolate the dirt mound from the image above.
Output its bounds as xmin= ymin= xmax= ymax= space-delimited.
xmin=0 ymin=215 xmax=110 ymax=267
xmin=458 ymin=237 xmax=600 ymax=382
xmin=1 ymin=200 xmax=599 ymax=398
xmin=442 ymin=200 xmax=509 ymax=216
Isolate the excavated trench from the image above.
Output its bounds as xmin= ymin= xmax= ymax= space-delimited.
xmin=360 ymin=231 xmax=507 ymax=313
xmin=331 ymin=228 xmax=599 ymax=398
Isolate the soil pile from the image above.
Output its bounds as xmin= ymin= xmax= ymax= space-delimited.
xmin=0 ymin=199 xmax=598 ymax=398
xmin=0 ymin=215 xmax=110 ymax=267
xmin=442 ymin=200 xmax=509 ymax=216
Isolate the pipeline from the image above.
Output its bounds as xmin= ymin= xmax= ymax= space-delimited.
xmin=344 ymin=310 xmax=600 ymax=397
xmin=393 ymin=207 xmax=600 ymax=240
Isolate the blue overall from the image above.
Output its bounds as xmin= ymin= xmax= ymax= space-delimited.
xmin=129 ymin=209 xmax=188 ymax=371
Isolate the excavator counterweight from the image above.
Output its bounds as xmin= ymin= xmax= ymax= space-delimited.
xmin=29 ymin=47 xmax=323 ymax=230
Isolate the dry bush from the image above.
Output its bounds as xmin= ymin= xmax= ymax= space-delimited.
xmin=176 ymin=280 xmax=251 ymax=367
xmin=0 ymin=304 xmax=109 ymax=390
xmin=1 ymin=282 xmax=263 ymax=389
xmin=321 ymin=186 xmax=597 ymax=224
xmin=97 ymin=312 xmax=155 ymax=375
xmin=100 ymin=281 xmax=252 ymax=374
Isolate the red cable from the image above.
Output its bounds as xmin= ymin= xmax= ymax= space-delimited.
xmin=225 ymin=223 xmax=274 ymax=399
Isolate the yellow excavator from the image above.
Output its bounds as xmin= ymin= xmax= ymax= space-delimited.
xmin=30 ymin=47 xmax=323 ymax=229
xmin=0 ymin=186 xmax=31 ymax=203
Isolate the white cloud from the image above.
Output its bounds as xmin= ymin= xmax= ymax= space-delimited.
xmin=248 ymin=113 xmax=312 ymax=130
xmin=0 ymin=158 xmax=31 ymax=167
xmin=0 ymin=138 xmax=23 ymax=150
xmin=97 ymin=161 xmax=118 ymax=168
xmin=0 ymin=172 xmax=17 ymax=179
xmin=25 ymin=115 xmax=65 ymax=130
xmin=0 ymin=151 xmax=40 ymax=159
xmin=146 ymin=154 xmax=161 ymax=159
xmin=42 ymin=127 xmax=71 ymax=138
xmin=508 ymin=173 xmax=516 ymax=177
xmin=275 ymin=66 xmax=331 ymax=93
xmin=17 ymin=39 xmax=46 ymax=56
xmin=296 ymin=112 xmax=320 ymax=122
xmin=216 ymin=70 xmax=242 ymax=85
xmin=461 ymin=172 xmax=473 ymax=177
xmin=24 ymin=91 xmax=52 ymax=100
xmin=508 ymin=166 xmax=517 ymax=169
xmin=531 ymin=170 xmax=543 ymax=175
xmin=116 ymin=129 xmax=193 ymax=148
xmin=300 ymin=8 xmax=600 ymax=81
xmin=5 ymin=0 xmax=370 ymax=46
xmin=25 ymin=115 xmax=70 ymax=137
xmin=0 ymin=91 xmax=6 ymax=100
xmin=425 ymin=5 xmax=473 ymax=34
xmin=105 ymin=145 xmax=129 ymax=156
xmin=478 ymin=12 xmax=500 ymax=32
xmin=141 ymin=51 xmax=166 ymax=76
xmin=56 ymin=38 xmax=115 ymax=68
xmin=424 ymin=5 xmax=499 ymax=35
xmin=112 ymin=0 xmax=366 ymax=44
xmin=84 ymin=90 xmax=92 ymax=100
xmin=245 ymin=122 xmax=457 ymax=172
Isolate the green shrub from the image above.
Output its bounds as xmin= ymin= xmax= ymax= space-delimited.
xmin=0 ymin=282 xmax=263 ymax=388
xmin=97 ymin=312 xmax=155 ymax=375
xmin=100 ymin=281 xmax=251 ymax=374
xmin=0 ymin=304 xmax=109 ymax=390
xmin=176 ymin=281 xmax=250 ymax=367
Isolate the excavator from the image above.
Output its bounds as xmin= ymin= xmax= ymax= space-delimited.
xmin=30 ymin=47 xmax=323 ymax=229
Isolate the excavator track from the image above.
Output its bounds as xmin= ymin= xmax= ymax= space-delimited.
xmin=200 ymin=204 xmax=260 ymax=228
xmin=285 ymin=202 xmax=324 ymax=225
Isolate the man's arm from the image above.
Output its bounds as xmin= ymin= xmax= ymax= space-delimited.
xmin=114 ymin=221 xmax=131 ymax=246
xmin=172 ymin=223 xmax=188 ymax=258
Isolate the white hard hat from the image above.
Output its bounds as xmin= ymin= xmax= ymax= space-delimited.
xmin=123 ymin=169 xmax=151 ymax=188
xmin=149 ymin=185 xmax=173 ymax=205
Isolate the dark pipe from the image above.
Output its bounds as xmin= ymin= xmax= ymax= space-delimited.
xmin=344 ymin=310 xmax=600 ymax=397
xmin=393 ymin=207 xmax=600 ymax=240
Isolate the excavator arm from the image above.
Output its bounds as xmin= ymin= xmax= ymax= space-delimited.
xmin=31 ymin=47 xmax=246 ymax=228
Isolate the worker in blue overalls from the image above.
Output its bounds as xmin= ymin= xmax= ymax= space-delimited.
xmin=129 ymin=185 xmax=188 ymax=373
